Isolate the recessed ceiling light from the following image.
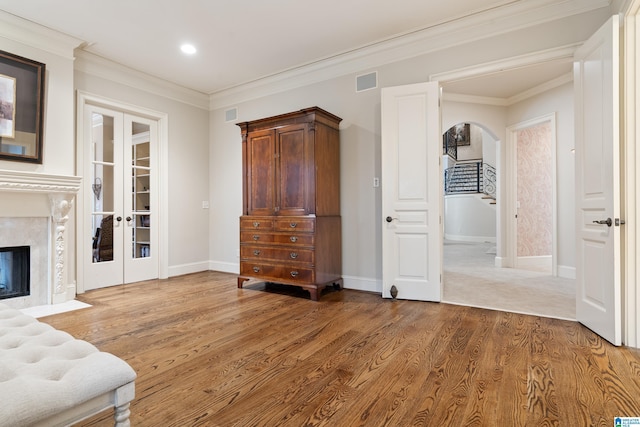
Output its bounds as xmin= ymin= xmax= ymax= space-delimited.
xmin=181 ymin=44 xmax=197 ymax=55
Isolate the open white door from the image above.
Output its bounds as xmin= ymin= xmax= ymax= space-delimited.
xmin=575 ymin=15 xmax=622 ymax=345
xmin=381 ymin=82 xmax=442 ymax=301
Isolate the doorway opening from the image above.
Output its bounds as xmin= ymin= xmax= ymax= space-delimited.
xmin=441 ymin=120 xmax=575 ymax=320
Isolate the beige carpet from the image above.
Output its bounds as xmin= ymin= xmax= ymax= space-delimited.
xmin=442 ymin=240 xmax=576 ymax=320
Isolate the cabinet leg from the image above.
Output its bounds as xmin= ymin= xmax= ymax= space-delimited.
xmin=238 ymin=276 xmax=249 ymax=289
xmin=308 ymin=288 xmax=319 ymax=301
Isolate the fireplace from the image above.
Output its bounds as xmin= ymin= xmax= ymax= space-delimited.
xmin=0 ymin=169 xmax=81 ymax=308
xmin=0 ymin=246 xmax=30 ymax=300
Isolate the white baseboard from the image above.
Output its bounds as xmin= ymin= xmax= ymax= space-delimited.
xmin=342 ymin=275 xmax=381 ymax=294
xmin=168 ymin=261 xmax=210 ymax=277
xmin=517 ymin=255 xmax=552 ymax=269
xmin=444 ymin=234 xmax=497 ymax=243
xmin=208 ymin=261 xmax=239 ymax=274
xmin=557 ymin=265 xmax=576 ymax=279
xmin=494 ymin=256 xmax=508 ymax=267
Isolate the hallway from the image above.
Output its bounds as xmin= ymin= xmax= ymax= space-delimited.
xmin=442 ymin=240 xmax=575 ymax=320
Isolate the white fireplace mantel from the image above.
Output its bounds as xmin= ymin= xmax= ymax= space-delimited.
xmin=0 ymin=169 xmax=81 ymax=305
xmin=0 ymin=169 xmax=81 ymax=194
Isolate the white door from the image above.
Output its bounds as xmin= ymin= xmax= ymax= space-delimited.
xmin=83 ymin=104 xmax=159 ymax=290
xmin=574 ymin=15 xmax=622 ymax=345
xmin=381 ymin=82 xmax=442 ymax=301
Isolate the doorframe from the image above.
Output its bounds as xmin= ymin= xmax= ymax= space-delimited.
xmin=75 ymin=91 xmax=169 ymax=293
xmin=622 ymin=0 xmax=640 ymax=347
xmin=505 ymin=114 xmax=558 ymax=274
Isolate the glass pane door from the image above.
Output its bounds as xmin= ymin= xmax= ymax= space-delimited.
xmin=131 ymin=122 xmax=151 ymax=259
xmin=91 ymin=112 xmax=115 ymax=263
xmin=83 ymin=103 xmax=157 ymax=290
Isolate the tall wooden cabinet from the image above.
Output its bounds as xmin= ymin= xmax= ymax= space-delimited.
xmin=237 ymin=107 xmax=342 ymax=300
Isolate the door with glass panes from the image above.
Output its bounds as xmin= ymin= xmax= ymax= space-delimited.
xmin=83 ymin=104 xmax=159 ymax=290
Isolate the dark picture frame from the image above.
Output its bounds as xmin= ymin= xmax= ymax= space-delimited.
xmin=445 ymin=123 xmax=471 ymax=147
xmin=0 ymin=50 xmax=45 ymax=164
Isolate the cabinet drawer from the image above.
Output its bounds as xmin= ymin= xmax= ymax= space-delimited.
xmin=240 ymin=231 xmax=275 ymax=244
xmin=271 ymin=233 xmax=314 ymax=246
xmin=274 ymin=217 xmax=315 ymax=232
xmin=241 ymin=246 xmax=314 ymax=264
xmin=240 ymin=217 xmax=273 ymax=231
xmin=240 ymin=262 xmax=314 ymax=284
xmin=241 ymin=232 xmax=315 ymax=247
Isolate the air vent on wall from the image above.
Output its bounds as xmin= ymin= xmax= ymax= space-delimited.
xmin=225 ymin=107 xmax=238 ymax=122
xmin=356 ymin=71 xmax=378 ymax=92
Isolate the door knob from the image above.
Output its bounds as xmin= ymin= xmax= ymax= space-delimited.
xmin=386 ymin=216 xmax=398 ymax=223
xmin=126 ymin=216 xmax=132 ymax=222
xmin=116 ymin=216 xmax=122 ymax=222
xmin=593 ymin=218 xmax=612 ymax=227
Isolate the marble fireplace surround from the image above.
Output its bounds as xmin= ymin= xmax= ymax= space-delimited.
xmin=0 ymin=169 xmax=81 ymax=308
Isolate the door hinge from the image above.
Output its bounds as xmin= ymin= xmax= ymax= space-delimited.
xmin=616 ymin=218 xmax=626 ymax=226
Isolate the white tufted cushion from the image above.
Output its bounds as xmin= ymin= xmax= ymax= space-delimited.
xmin=0 ymin=303 xmax=136 ymax=427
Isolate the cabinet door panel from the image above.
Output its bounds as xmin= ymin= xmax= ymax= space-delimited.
xmin=277 ymin=125 xmax=310 ymax=215
xmin=247 ymin=130 xmax=275 ymax=215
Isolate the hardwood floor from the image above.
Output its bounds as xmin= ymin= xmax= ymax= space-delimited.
xmin=41 ymin=271 xmax=640 ymax=426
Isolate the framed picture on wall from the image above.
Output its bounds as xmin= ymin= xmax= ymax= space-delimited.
xmin=446 ymin=123 xmax=471 ymax=146
xmin=0 ymin=50 xmax=46 ymax=164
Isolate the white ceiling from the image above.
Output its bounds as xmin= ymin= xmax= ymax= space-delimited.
xmin=0 ymin=1 xmax=592 ymax=98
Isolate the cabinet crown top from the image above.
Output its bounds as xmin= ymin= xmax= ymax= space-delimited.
xmin=237 ymin=107 xmax=342 ymax=133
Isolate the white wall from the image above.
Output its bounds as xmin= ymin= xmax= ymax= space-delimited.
xmin=445 ymin=195 xmax=496 ymax=242
xmin=209 ymin=8 xmax=609 ymax=292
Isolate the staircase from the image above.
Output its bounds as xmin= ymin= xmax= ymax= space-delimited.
xmin=445 ymin=161 xmax=496 ymax=204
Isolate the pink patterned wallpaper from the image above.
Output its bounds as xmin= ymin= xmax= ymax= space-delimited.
xmin=517 ymin=121 xmax=552 ymax=257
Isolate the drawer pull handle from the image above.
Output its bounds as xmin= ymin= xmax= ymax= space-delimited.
xmin=253 ymin=235 xmax=260 ymax=241
xmin=290 ymin=222 xmax=297 ymax=228
xmin=253 ymin=266 xmax=260 ymax=273
xmin=290 ymin=252 xmax=298 ymax=259
xmin=290 ymin=236 xmax=298 ymax=243
xmin=290 ymin=271 xmax=299 ymax=278
xmin=253 ymin=250 xmax=261 ymax=256
xmin=253 ymin=221 xmax=260 ymax=228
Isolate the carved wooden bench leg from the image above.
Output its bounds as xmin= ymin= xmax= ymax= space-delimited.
xmin=113 ymin=381 xmax=135 ymax=427
xmin=114 ymin=402 xmax=131 ymax=427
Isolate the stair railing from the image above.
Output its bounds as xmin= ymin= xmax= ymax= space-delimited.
xmin=443 ymin=132 xmax=457 ymax=160
xmin=483 ymin=163 xmax=496 ymax=199
xmin=444 ymin=161 xmax=496 ymax=198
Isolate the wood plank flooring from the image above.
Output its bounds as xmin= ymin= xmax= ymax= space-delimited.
xmin=40 ymin=271 xmax=640 ymax=426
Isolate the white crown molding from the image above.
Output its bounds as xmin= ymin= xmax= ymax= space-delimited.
xmin=74 ymin=50 xmax=210 ymax=110
xmin=508 ymin=71 xmax=574 ymax=104
xmin=443 ymin=93 xmax=510 ymax=107
xmin=0 ymin=10 xmax=82 ymax=59
xmin=435 ymin=44 xmax=577 ymax=105
xmin=209 ymin=0 xmax=610 ymax=109
xmin=0 ymin=169 xmax=81 ymax=194
xmin=443 ymin=72 xmax=574 ymax=106
xmin=430 ymin=44 xmax=578 ymax=84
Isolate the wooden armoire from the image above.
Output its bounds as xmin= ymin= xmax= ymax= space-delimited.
xmin=237 ymin=107 xmax=342 ymax=300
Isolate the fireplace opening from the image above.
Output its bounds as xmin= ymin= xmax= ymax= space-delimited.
xmin=0 ymin=246 xmax=30 ymax=300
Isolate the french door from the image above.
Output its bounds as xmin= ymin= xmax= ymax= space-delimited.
xmin=82 ymin=104 xmax=159 ymax=290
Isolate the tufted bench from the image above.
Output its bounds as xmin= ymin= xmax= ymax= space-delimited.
xmin=0 ymin=303 xmax=136 ymax=427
